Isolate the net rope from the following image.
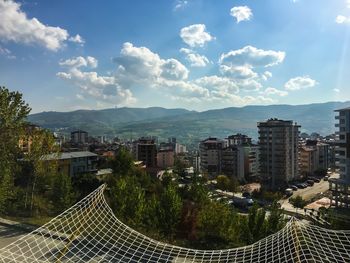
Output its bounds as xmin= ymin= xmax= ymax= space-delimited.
xmin=1 ymin=184 xmax=350 ymax=262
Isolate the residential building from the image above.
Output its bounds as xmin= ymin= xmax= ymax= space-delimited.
xmin=42 ymin=151 xmax=98 ymax=177
xmin=71 ymin=130 xmax=88 ymax=144
xmin=199 ymin=137 xmax=224 ymax=177
xmin=330 ymin=107 xmax=350 ymax=207
xmin=258 ymin=119 xmax=300 ymax=189
xmin=175 ymin=143 xmax=187 ymax=154
xmin=133 ymin=138 xmax=157 ymax=168
xmin=157 ymin=149 xmax=175 ymax=168
xmin=221 ymin=135 xmax=259 ymax=182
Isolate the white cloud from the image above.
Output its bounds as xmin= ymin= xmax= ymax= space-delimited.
xmin=284 ymin=76 xmax=318 ymax=91
xmin=180 ymin=48 xmax=209 ymax=67
xmin=347 ymin=0 xmax=350 ymax=8
xmin=220 ymin=65 xmax=258 ymax=79
xmin=0 ymin=0 xmax=84 ymax=51
xmin=336 ymin=15 xmax=350 ymax=24
xmin=261 ymin=71 xmax=272 ymax=81
xmin=76 ymin=94 xmax=85 ymax=100
xmin=334 ymin=88 xmax=340 ymax=93
xmin=0 ymin=45 xmax=15 ymax=59
xmin=69 ymin=34 xmax=85 ymax=45
xmin=195 ymin=76 xmax=239 ymax=94
xmin=180 ymin=24 xmax=214 ymax=47
xmin=57 ymin=56 xmax=136 ymax=106
xmin=59 ymin=56 xmax=98 ymax=68
xmin=230 ymin=6 xmax=253 ymax=23
xmin=264 ymin=87 xmax=288 ymax=97
xmin=114 ymin=42 xmax=189 ymax=87
xmin=219 ymin=46 xmax=285 ymax=68
xmin=174 ymin=0 xmax=188 ymax=11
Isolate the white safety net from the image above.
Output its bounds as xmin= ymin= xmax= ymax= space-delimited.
xmin=0 ymin=184 xmax=350 ymax=262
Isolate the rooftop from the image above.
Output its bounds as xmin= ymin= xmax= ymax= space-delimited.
xmin=42 ymin=151 xmax=98 ymax=160
xmin=335 ymin=107 xmax=350 ymax=112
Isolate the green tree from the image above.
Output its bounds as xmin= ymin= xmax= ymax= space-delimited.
xmin=158 ymin=184 xmax=182 ymax=238
xmin=266 ymin=201 xmax=284 ymax=234
xmin=108 ymin=148 xmax=134 ymax=178
xmin=0 ymin=87 xmax=31 ymax=213
xmin=110 ymin=176 xmax=146 ymax=226
xmin=290 ymin=195 xmax=307 ymax=210
xmin=51 ymin=172 xmax=74 ymax=214
xmin=23 ymin=129 xmax=59 ymax=214
xmin=197 ymin=201 xmax=240 ymax=249
xmin=216 ymin=175 xmax=230 ymax=191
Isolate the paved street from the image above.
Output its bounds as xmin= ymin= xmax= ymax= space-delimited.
xmin=280 ymin=172 xmax=339 ymax=214
xmin=0 ymin=224 xmax=26 ymax=249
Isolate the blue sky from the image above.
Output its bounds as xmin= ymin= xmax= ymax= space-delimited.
xmin=1 ymin=0 xmax=350 ymax=113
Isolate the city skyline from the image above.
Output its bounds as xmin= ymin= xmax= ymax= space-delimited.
xmin=1 ymin=0 xmax=350 ymax=113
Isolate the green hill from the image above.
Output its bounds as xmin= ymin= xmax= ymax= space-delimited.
xmin=28 ymin=101 xmax=350 ymax=148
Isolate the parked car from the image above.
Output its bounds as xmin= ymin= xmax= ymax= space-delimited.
xmin=285 ymin=188 xmax=293 ymax=197
xmin=324 ymin=175 xmax=329 ymax=181
xmin=306 ymin=180 xmax=314 ymax=186
xmin=296 ymin=183 xmax=306 ymax=189
xmin=289 ymin=185 xmax=298 ymax=191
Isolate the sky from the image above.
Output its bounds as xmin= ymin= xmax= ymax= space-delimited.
xmin=1 ymin=0 xmax=350 ymax=113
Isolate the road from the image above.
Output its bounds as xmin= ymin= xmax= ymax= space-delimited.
xmin=0 ymin=224 xmax=26 ymax=249
xmin=280 ymin=172 xmax=339 ymax=214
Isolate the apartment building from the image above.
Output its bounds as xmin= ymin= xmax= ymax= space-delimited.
xmin=330 ymin=107 xmax=350 ymax=207
xmin=258 ymin=119 xmax=300 ymax=189
xmin=199 ymin=137 xmax=224 ymax=177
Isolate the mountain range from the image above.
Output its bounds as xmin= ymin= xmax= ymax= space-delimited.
xmin=28 ymin=101 xmax=350 ymax=149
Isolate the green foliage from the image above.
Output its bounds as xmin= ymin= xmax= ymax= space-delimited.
xmin=158 ymin=184 xmax=182 ymax=238
xmin=71 ymin=173 xmax=101 ymax=201
xmin=108 ymin=148 xmax=135 ymax=178
xmin=50 ymin=172 xmax=74 ymax=214
xmin=289 ymin=195 xmax=307 ymax=209
xmin=0 ymin=87 xmax=31 ymax=214
xmin=252 ymin=187 xmax=283 ymax=203
xmin=196 ymin=201 xmax=240 ymax=249
xmin=217 ymin=175 xmax=239 ymax=192
xmin=110 ymin=176 xmax=146 ymax=226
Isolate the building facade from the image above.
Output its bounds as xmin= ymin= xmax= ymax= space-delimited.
xmin=330 ymin=107 xmax=350 ymax=207
xmin=71 ymin=130 xmax=88 ymax=144
xmin=133 ymin=138 xmax=157 ymax=168
xmin=43 ymin=151 xmax=98 ymax=177
xmin=258 ymin=119 xmax=300 ymax=189
xmin=199 ymin=138 xmax=224 ymax=177
xmin=157 ymin=149 xmax=175 ymax=169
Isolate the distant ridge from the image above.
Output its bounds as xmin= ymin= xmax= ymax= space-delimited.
xmin=28 ymin=101 xmax=350 ymax=147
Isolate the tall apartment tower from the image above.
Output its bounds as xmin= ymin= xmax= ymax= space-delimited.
xmin=71 ymin=130 xmax=88 ymax=144
xmin=330 ymin=107 xmax=350 ymax=207
xmin=258 ymin=119 xmax=300 ymax=189
xmin=133 ymin=138 xmax=157 ymax=168
xmin=199 ymin=137 xmax=224 ymax=177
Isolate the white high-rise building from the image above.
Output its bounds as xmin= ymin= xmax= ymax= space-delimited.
xmin=330 ymin=107 xmax=350 ymax=207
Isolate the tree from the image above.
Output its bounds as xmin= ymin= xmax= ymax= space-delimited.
xmin=108 ymin=148 xmax=134 ymax=178
xmin=0 ymin=87 xmax=31 ymax=214
xmin=216 ymin=175 xmax=230 ymax=191
xmin=290 ymin=195 xmax=307 ymax=210
xmin=217 ymin=175 xmax=239 ymax=192
xmin=23 ymin=129 xmax=59 ymax=214
xmin=197 ymin=201 xmax=240 ymax=249
xmin=266 ymin=201 xmax=284 ymax=234
xmin=51 ymin=172 xmax=74 ymax=214
xmin=110 ymin=176 xmax=146 ymax=226
xmin=158 ymin=184 xmax=182 ymax=238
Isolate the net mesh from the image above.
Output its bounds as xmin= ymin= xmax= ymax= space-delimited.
xmin=1 ymin=184 xmax=350 ymax=262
